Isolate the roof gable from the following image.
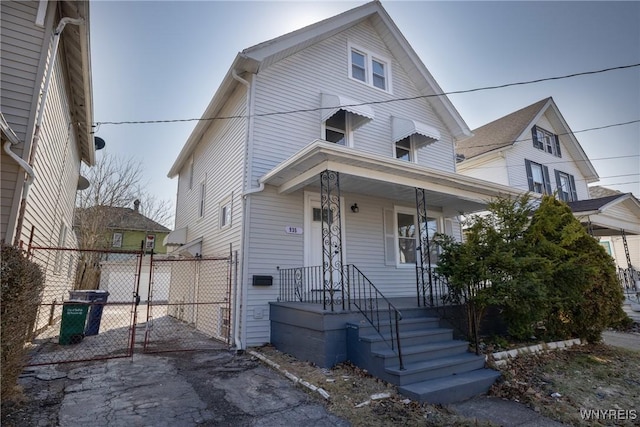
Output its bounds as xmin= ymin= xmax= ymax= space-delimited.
xmin=168 ymin=1 xmax=470 ymax=178
xmin=75 ymin=206 xmax=171 ymax=233
xmin=457 ymin=97 xmax=599 ymax=181
xmin=456 ymin=98 xmax=549 ymax=159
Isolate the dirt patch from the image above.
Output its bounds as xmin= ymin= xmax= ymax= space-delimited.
xmin=253 ymin=345 xmax=490 ymax=427
xmin=489 ymin=343 xmax=640 ymax=426
xmin=253 ymin=342 xmax=640 ymax=427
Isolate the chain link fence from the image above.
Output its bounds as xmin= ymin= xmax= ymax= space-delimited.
xmin=142 ymin=255 xmax=233 ymax=353
xmin=23 ymin=246 xmax=234 ymax=365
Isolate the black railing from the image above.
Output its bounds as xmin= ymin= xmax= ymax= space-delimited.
xmin=344 ymin=264 xmax=404 ymax=370
xmin=619 ymin=267 xmax=639 ymax=302
xmin=278 ymin=264 xmax=404 ymax=370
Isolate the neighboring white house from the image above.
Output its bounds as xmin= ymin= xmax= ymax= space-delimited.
xmin=1 ymin=0 xmax=96 ymax=253
xmin=2 ymin=1 xmax=98 ymax=334
xmin=456 ymin=98 xmax=640 ymax=273
xmin=166 ymin=1 xmax=521 ymax=349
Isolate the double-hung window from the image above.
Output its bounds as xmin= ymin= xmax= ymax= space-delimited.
xmin=385 ymin=208 xmax=439 ymax=267
xmin=348 ymin=43 xmax=391 ymax=92
xmin=324 ymin=110 xmax=347 ymax=145
xmin=532 ymin=125 xmax=561 ymax=157
xmin=555 ymin=170 xmax=577 ymax=202
xmin=395 ymin=137 xmax=415 ymax=162
xmin=525 ymin=159 xmax=551 ymax=194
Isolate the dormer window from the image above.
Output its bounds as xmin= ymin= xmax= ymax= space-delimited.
xmin=348 ymin=43 xmax=391 ymax=92
xmin=532 ymin=125 xmax=561 ymax=157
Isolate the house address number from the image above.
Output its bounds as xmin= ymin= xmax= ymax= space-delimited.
xmin=285 ymin=226 xmax=303 ymax=235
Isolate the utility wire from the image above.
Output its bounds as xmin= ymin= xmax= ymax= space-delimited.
xmin=94 ymin=63 xmax=640 ymax=127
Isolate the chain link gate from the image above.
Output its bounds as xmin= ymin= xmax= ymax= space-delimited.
xmin=26 ymin=246 xmax=143 ymax=366
xmin=141 ymin=252 xmax=234 ymax=353
xmin=23 ymin=244 xmax=234 ymax=365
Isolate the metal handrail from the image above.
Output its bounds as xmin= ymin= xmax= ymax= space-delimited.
xmin=278 ymin=264 xmax=405 ymax=370
xmin=344 ymin=264 xmax=404 ymax=370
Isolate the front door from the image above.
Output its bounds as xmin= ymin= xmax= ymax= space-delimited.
xmin=304 ymin=192 xmax=345 ymax=277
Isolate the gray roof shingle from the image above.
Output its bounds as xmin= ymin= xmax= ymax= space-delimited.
xmin=457 ymin=98 xmax=550 ymax=160
xmin=75 ymin=206 xmax=171 ymax=233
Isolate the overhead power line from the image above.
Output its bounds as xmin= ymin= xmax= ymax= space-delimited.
xmin=94 ymin=63 xmax=640 ymax=127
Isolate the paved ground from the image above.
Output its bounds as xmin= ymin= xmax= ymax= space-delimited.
xmin=5 ymin=350 xmax=349 ymax=427
xmin=5 ymin=299 xmax=639 ymax=427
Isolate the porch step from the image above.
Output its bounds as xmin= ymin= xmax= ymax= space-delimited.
xmin=359 ymin=328 xmax=453 ymax=350
xmin=372 ymin=340 xmax=470 ymax=367
xmin=398 ymin=369 xmax=501 ymax=404
xmin=385 ymin=353 xmax=486 ymax=386
xmin=347 ymin=308 xmax=500 ymax=404
xmin=352 ymin=316 xmax=441 ymax=334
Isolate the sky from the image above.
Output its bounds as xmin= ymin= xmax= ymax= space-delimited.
xmin=89 ymin=1 xmax=640 ymax=226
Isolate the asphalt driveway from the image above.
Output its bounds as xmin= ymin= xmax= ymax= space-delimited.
xmin=4 ymin=350 xmax=349 ymax=427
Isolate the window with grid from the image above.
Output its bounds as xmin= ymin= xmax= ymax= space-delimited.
xmin=532 ymin=125 xmax=561 ymax=157
xmin=348 ymin=43 xmax=391 ymax=92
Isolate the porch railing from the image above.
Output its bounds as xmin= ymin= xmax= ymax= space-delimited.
xmin=619 ymin=267 xmax=639 ymax=301
xmin=278 ymin=264 xmax=404 ymax=370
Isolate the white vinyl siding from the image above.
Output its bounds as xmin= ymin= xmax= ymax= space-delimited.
xmin=18 ymin=48 xmax=82 ymax=250
xmin=174 ymin=84 xmax=245 ymax=258
xmin=0 ymin=1 xmax=51 ymax=242
xmin=456 ymin=155 xmax=510 ymax=186
xmin=249 ymin=20 xmax=456 ymax=188
xmin=606 ymin=235 xmax=640 ymax=269
xmin=504 ymin=114 xmax=590 ymax=200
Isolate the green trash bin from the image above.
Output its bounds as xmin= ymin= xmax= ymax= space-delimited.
xmin=59 ymin=301 xmax=89 ymax=345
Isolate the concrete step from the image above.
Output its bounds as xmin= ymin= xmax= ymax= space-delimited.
xmin=372 ymin=340 xmax=469 ymax=367
xmin=398 ymin=368 xmax=501 ymax=404
xmin=350 ymin=317 xmax=441 ymax=335
xmin=385 ymin=353 xmax=486 ymax=386
xmin=359 ymin=328 xmax=453 ymax=350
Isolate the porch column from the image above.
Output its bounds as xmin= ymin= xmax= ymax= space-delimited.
xmin=320 ymin=170 xmax=344 ymax=311
xmin=415 ymin=187 xmax=433 ymax=306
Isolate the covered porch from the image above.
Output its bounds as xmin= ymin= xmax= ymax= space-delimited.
xmin=568 ymin=193 xmax=640 ymax=296
xmin=259 ymin=141 xmax=518 ymax=372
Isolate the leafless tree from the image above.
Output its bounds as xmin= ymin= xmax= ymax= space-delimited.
xmin=73 ymin=152 xmax=174 ymax=289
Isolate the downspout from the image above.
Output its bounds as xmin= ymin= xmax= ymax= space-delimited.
xmin=12 ymin=17 xmax=84 ymax=246
xmin=2 ymin=116 xmax=36 ymax=207
xmin=232 ymin=69 xmax=253 ymax=351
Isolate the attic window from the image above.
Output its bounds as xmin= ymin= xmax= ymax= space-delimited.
xmin=348 ymin=43 xmax=391 ymax=92
xmin=532 ymin=125 xmax=561 ymax=157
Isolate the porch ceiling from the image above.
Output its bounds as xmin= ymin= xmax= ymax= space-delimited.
xmin=260 ymin=140 xmax=523 ymax=214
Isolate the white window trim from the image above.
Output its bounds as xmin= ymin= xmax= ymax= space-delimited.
xmin=347 ymin=42 xmax=392 ymax=93
xmin=321 ymin=112 xmax=355 ymax=148
xmin=394 ymin=206 xmax=418 ymax=268
xmin=112 ymin=232 xmax=123 ymax=248
xmin=393 ymin=206 xmax=442 ymax=268
xmin=394 ymin=136 xmax=418 ymax=163
xmin=219 ymin=195 xmax=232 ymax=229
xmin=54 ymin=222 xmax=68 ymax=274
xmin=188 ymin=156 xmax=194 ymax=190
xmin=198 ymin=179 xmax=206 ymax=219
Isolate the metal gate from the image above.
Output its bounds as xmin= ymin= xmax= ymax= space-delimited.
xmin=26 ymin=246 xmax=142 ymax=366
xmin=141 ymin=253 xmax=234 ymax=353
xmin=25 ymin=246 xmax=234 ymax=366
